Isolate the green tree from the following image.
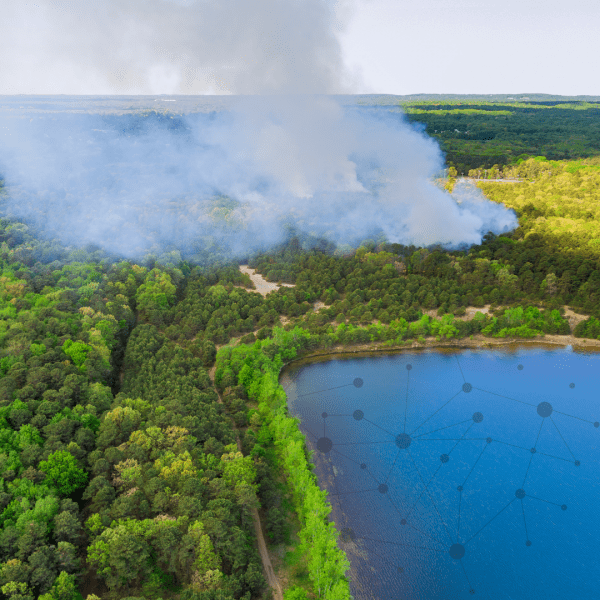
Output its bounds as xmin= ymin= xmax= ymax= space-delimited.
xmin=284 ymin=586 xmax=309 ymax=599
xmin=38 ymin=451 xmax=87 ymax=496
xmin=62 ymin=340 xmax=91 ymax=368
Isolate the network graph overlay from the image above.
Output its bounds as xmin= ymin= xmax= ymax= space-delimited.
xmin=294 ymin=357 xmax=599 ymax=598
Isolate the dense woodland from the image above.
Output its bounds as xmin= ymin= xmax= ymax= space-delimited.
xmin=401 ymin=100 xmax=600 ymax=174
xmin=0 ymin=99 xmax=600 ymax=600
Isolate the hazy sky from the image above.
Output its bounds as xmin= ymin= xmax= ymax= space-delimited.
xmin=0 ymin=0 xmax=597 ymax=96
xmin=339 ymin=0 xmax=600 ymax=96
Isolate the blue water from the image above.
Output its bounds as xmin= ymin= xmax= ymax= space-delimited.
xmin=281 ymin=346 xmax=600 ymax=600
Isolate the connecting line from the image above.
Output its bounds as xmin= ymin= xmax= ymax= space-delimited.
xmin=407 ymin=463 xmax=443 ymax=519
xmin=385 ymin=449 xmax=401 ymax=484
xmin=361 ymin=547 xmax=405 ymax=574
xmin=448 ymin=422 xmax=474 ymax=455
xmin=536 ymin=451 xmax=576 ymax=463
xmin=521 ymin=499 xmax=529 ymax=542
xmin=523 ymin=419 xmax=545 ymax=485
xmin=473 ymin=387 xmax=536 ymax=407
xmin=462 ymin=443 xmax=488 ymax=487
xmin=363 ymin=418 xmax=397 ymax=437
xmin=358 ymin=535 xmax=447 ymax=553
xmin=534 ymin=418 xmax=544 ymax=446
xmin=525 ymin=495 xmax=564 ymax=508
xmin=297 ymin=383 xmax=352 ymax=397
xmin=457 ymin=488 xmax=462 ymax=542
xmin=413 ymin=419 xmax=472 ymax=439
xmin=408 ymin=448 xmax=454 ymax=545
xmin=386 ymin=491 xmax=406 ymax=519
xmin=491 ymin=438 xmax=531 ymax=452
xmin=553 ymin=409 xmax=596 ymax=424
xmin=417 ymin=438 xmax=488 ymax=441
xmin=522 ymin=454 xmax=534 ymax=487
xmin=465 ymin=498 xmax=516 ymax=544
xmin=330 ymin=447 xmax=380 ymax=488
xmin=410 ymin=390 xmax=462 ymax=435
xmin=304 ymin=427 xmax=318 ymax=440
xmin=335 ymin=440 xmax=395 ymax=446
xmin=550 ymin=416 xmax=577 ymax=461
xmin=407 ymin=521 xmax=447 ymax=547
xmin=455 ymin=354 xmax=466 ymax=383
xmin=404 ymin=367 xmax=410 ymax=433
xmin=459 ymin=560 xmax=473 ymax=594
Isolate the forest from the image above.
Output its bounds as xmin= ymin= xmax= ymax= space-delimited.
xmin=400 ymin=99 xmax=600 ymax=174
xmin=0 ymin=98 xmax=600 ymax=600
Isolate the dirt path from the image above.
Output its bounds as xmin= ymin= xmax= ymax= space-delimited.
xmin=207 ymin=364 xmax=283 ymax=600
xmin=239 ymin=265 xmax=295 ymax=297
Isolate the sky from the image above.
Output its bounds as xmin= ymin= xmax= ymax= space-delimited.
xmin=0 ymin=0 xmax=598 ymax=96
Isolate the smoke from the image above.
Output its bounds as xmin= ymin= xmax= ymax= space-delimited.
xmin=0 ymin=99 xmax=518 ymax=260
xmin=0 ymin=0 xmax=518 ymax=261
xmin=0 ymin=0 xmax=355 ymax=95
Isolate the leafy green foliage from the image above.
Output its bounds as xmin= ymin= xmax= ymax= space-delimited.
xmin=38 ymin=451 xmax=87 ymax=497
xmin=62 ymin=340 xmax=91 ymax=368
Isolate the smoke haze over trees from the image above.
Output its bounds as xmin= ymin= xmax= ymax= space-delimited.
xmin=0 ymin=0 xmax=518 ymax=261
xmin=0 ymin=98 xmax=518 ymax=261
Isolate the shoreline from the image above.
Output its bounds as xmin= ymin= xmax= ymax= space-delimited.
xmin=282 ymin=332 xmax=600 ymax=370
xmin=279 ymin=332 xmax=600 ymax=599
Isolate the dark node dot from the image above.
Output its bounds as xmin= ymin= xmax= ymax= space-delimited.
xmin=317 ymin=437 xmax=333 ymax=453
xmin=469 ymin=589 xmax=475 ymax=595
xmin=462 ymin=382 xmax=472 ymax=393
xmin=515 ymin=488 xmax=526 ymax=499
xmin=360 ymin=463 xmax=367 ymax=470
xmin=526 ymin=540 xmax=532 ymax=547
xmin=322 ymin=412 xmax=328 ymax=419
xmin=353 ymin=409 xmax=364 ymax=421
xmin=395 ymin=433 xmax=412 ymax=449
xmin=397 ymin=566 xmax=404 ymax=574
xmin=440 ymin=453 xmax=450 ymax=463
xmin=449 ymin=543 xmax=465 ymax=560
xmin=400 ymin=518 xmax=407 ymax=525
xmin=378 ymin=483 xmax=388 ymax=494
xmin=340 ymin=527 xmax=356 ymax=542
xmin=537 ymin=401 xmax=553 ymax=418
xmin=353 ymin=377 xmax=363 ymax=388
xmin=561 ymin=504 xmax=567 ymax=511
xmin=594 ymin=422 xmax=599 ymax=428
xmin=530 ymin=447 xmax=537 ymax=454
xmin=486 ymin=437 xmax=493 ymax=444
xmin=406 ymin=364 xmax=412 ymax=371
xmin=457 ymin=485 xmax=463 ymax=492
xmin=569 ymin=382 xmax=575 ymax=389
xmin=574 ymin=460 xmax=581 ymax=466
xmin=472 ymin=412 xmax=484 ymax=423
xmin=518 ymin=364 xmax=524 ymax=370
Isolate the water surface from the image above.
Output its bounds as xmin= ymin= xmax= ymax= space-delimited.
xmin=281 ymin=345 xmax=600 ymax=600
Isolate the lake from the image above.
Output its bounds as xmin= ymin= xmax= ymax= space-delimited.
xmin=280 ymin=344 xmax=600 ymax=600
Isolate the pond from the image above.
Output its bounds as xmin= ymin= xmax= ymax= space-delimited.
xmin=280 ymin=344 xmax=600 ymax=600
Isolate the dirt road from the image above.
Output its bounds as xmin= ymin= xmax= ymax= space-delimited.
xmin=208 ymin=364 xmax=283 ymax=600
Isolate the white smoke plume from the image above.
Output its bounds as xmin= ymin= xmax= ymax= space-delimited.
xmin=0 ymin=0 xmax=355 ymax=95
xmin=0 ymin=0 xmax=518 ymax=260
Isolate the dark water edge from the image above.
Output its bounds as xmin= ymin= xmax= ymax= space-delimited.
xmin=280 ymin=342 xmax=600 ymax=600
